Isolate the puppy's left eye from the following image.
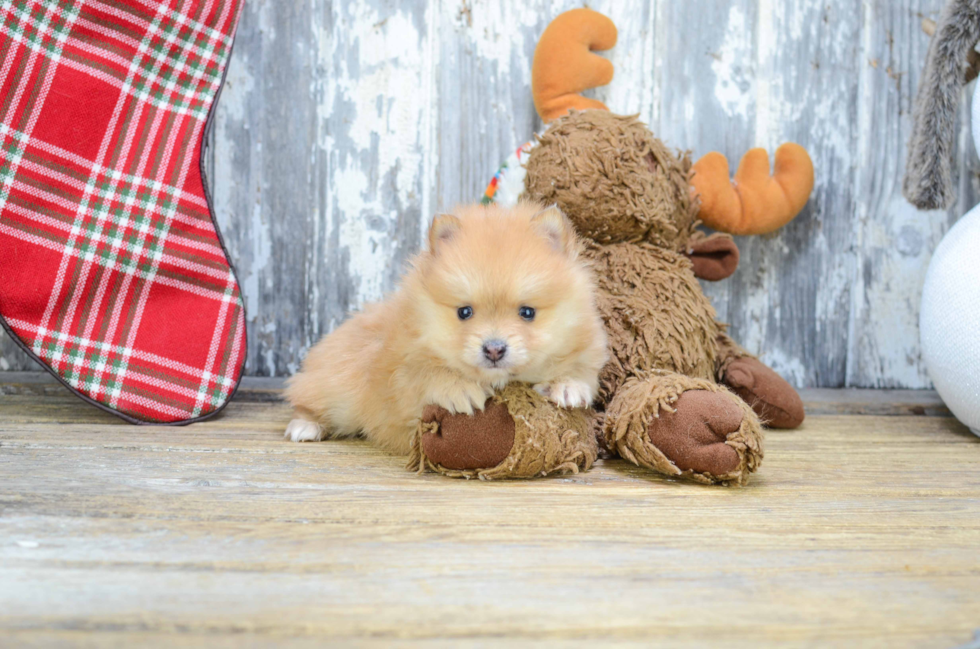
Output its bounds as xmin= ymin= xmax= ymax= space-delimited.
xmin=518 ymin=306 xmax=535 ymax=321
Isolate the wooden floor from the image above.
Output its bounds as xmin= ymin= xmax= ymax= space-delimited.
xmin=1 ymin=374 xmax=979 ymax=648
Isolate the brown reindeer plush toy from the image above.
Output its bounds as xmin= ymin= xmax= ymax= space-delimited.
xmin=408 ymin=9 xmax=812 ymax=485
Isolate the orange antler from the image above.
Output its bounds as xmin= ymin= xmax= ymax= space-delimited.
xmin=532 ymin=9 xmax=618 ymax=123
xmin=691 ymin=144 xmax=815 ymax=236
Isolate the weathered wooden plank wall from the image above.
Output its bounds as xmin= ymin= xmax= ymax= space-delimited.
xmin=1 ymin=0 xmax=976 ymax=389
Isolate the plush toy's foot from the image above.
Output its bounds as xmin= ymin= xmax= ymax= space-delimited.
xmin=407 ymin=384 xmax=596 ymax=480
xmin=603 ymin=373 xmax=763 ymax=485
xmin=647 ymin=391 xmax=743 ymax=474
xmin=722 ymin=357 xmax=805 ymax=429
xmin=416 ymin=400 xmax=516 ymax=470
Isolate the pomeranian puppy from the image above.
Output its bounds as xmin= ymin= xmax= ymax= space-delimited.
xmin=283 ymin=202 xmax=608 ymax=455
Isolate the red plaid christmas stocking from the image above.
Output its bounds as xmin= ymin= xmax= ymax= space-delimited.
xmin=0 ymin=0 xmax=247 ymax=424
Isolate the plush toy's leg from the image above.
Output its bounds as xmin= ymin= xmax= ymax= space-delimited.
xmin=603 ymin=371 xmax=763 ymax=486
xmin=716 ymin=333 xmax=805 ymax=429
xmin=407 ymin=383 xmax=596 ymax=480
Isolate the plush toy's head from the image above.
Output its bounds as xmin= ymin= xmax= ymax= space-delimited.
xmin=515 ymin=8 xmax=814 ymax=238
xmin=523 ymin=111 xmax=697 ymax=251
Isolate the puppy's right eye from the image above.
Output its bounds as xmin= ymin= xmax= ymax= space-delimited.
xmin=457 ymin=306 xmax=473 ymax=321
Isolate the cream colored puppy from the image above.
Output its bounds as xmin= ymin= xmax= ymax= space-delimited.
xmin=284 ymin=202 xmax=608 ymax=455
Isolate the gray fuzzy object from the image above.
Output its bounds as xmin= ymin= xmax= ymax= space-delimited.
xmin=904 ymin=0 xmax=980 ymax=211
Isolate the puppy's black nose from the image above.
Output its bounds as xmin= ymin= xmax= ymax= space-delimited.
xmin=482 ymin=339 xmax=507 ymax=363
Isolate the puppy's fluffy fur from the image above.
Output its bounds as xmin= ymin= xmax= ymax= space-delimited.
xmin=284 ymin=202 xmax=608 ymax=455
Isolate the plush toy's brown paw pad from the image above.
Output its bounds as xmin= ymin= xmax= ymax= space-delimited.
xmin=723 ymin=357 xmax=805 ymax=429
xmin=647 ymin=390 xmax=742 ymax=475
xmin=419 ymin=400 xmax=516 ymax=470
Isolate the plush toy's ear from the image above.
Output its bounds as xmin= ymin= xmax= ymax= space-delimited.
xmin=686 ymin=233 xmax=740 ymax=281
xmin=531 ymin=204 xmax=575 ymax=253
xmin=428 ymin=213 xmax=461 ymax=252
xmin=532 ymin=8 xmax=618 ymax=123
xmin=903 ymin=1 xmax=980 ymax=211
xmin=690 ymin=144 xmax=814 ymax=236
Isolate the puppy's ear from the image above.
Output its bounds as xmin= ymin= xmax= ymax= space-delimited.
xmin=531 ymin=204 xmax=574 ymax=253
xmin=428 ymin=213 xmax=461 ymax=252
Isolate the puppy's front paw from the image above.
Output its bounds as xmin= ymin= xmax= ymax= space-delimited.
xmin=534 ymin=380 xmax=593 ymax=409
xmin=431 ymin=383 xmax=492 ymax=416
xmin=285 ymin=418 xmax=323 ymax=442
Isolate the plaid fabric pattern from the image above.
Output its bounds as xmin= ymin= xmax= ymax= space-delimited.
xmin=0 ymin=0 xmax=246 ymax=423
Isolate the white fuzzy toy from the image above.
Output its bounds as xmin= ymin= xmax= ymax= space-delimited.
xmin=905 ymin=1 xmax=980 ymax=436
xmin=918 ymin=80 xmax=980 ymax=436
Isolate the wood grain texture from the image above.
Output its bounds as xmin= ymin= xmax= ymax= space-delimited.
xmin=2 ymin=384 xmax=980 ymax=647
xmin=207 ymin=0 xmax=434 ymax=377
xmin=0 ymin=371 xmax=953 ymax=414
xmin=2 ymin=0 xmax=977 ymax=389
xmin=716 ymin=0 xmax=863 ymax=387
xmin=846 ymin=0 xmax=979 ymax=388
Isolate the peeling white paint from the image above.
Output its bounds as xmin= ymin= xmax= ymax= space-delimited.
xmin=244 ymin=197 xmax=271 ymax=315
xmin=462 ymin=1 xmax=538 ymax=84
xmin=216 ymin=49 xmax=255 ymax=124
xmin=211 ymin=36 xmax=272 ymax=361
xmin=754 ymin=0 xmax=774 ymax=149
xmin=712 ymin=5 xmax=754 ymax=121
xmin=2 ymin=0 xmax=959 ymax=381
xmin=855 ymin=197 xmax=936 ymax=387
xmin=419 ymin=0 xmax=437 ymax=245
xmin=595 ymin=1 xmax=655 ymax=125
xmin=842 ymin=0 xmax=963 ymax=389
xmin=735 ymin=255 xmax=778 ymax=361
xmin=759 ymin=348 xmax=808 ymax=387
xmin=323 ymin=4 xmax=429 ymax=309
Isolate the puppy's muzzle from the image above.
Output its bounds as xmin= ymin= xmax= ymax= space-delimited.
xmin=482 ymin=339 xmax=508 ymax=364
